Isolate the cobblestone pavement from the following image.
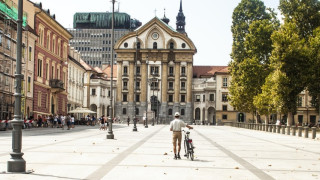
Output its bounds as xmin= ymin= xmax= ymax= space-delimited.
xmin=0 ymin=124 xmax=320 ymax=180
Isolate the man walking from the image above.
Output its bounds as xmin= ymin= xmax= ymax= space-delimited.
xmin=170 ymin=112 xmax=193 ymax=160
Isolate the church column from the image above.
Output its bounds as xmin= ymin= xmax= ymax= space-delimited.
xmin=128 ymin=61 xmax=135 ymax=102
xmin=186 ymin=62 xmax=192 ymax=103
xmin=141 ymin=60 xmax=147 ymax=103
xmin=116 ymin=61 xmax=123 ymax=103
xmin=161 ymin=63 xmax=168 ymax=103
xmin=161 ymin=61 xmax=168 ymax=123
xmin=174 ymin=62 xmax=180 ymax=113
xmin=115 ymin=61 xmax=123 ymax=118
xmin=186 ymin=62 xmax=193 ymax=123
xmin=128 ymin=61 xmax=135 ymax=116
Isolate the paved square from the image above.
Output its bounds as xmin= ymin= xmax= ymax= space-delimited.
xmin=0 ymin=125 xmax=320 ymax=180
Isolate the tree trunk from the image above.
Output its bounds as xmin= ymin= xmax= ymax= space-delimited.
xmin=287 ymin=112 xmax=293 ymax=126
xmin=265 ymin=115 xmax=269 ymax=124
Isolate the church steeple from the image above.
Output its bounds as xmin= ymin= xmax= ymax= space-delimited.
xmin=176 ymin=0 xmax=186 ymax=33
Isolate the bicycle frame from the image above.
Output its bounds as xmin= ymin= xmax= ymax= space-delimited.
xmin=183 ymin=129 xmax=194 ymax=160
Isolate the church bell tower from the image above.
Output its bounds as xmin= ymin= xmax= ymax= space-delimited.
xmin=176 ymin=0 xmax=186 ymax=33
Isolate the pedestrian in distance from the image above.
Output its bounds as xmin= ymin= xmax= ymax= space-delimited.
xmin=127 ymin=116 xmax=130 ymax=126
xmin=99 ymin=115 xmax=106 ymax=130
xmin=37 ymin=115 xmax=43 ymax=128
xmin=170 ymin=112 xmax=193 ymax=160
xmin=66 ymin=114 xmax=71 ymax=130
xmin=61 ymin=114 xmax=65 ymax=130
xmin=71 ymin=115 xmax=75 ymax=129
xmin=92 ymin=115 xmax=96 ymax=126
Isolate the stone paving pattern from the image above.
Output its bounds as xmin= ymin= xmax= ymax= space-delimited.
xmin=0 ymin=124 xmax=320 ymax=180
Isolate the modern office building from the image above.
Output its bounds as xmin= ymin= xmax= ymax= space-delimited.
xmin=69 ymin=12 xmax=141 ymax=67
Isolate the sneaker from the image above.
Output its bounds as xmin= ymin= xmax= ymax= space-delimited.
xmin=177 ymin=154 xmax=181 ymax=159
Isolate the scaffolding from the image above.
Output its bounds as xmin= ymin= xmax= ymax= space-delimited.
xmin=0 ymin=0 xmax=28 ymax=120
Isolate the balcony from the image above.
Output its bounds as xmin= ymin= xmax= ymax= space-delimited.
xmin=49 ymin=79 xmax=64 ymax=93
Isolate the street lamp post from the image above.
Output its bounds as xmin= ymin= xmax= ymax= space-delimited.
xmin=306 ymin=105 xmax=309 ymax=126
xmin=145 ymin=60 xmax=149 ymax=128
xmin=7 ymin=0 xmax=25 ymax=172
xmin=133 ymin=34 xmax=138 ymax=132
xmin=151 ymin=75 xmax=155 ymax=126
xmin=150 ymin=73 xmax=158 ymax=126
xmin=107 ymin=0 xmax=115 ymax=139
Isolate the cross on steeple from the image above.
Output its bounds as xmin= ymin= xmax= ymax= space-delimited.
xmin=154 ymin=9 xmax=157 ymax=17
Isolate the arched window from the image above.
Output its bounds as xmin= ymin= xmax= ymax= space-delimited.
xmin=153 ymin=42 xmax=157 ymax=49
xmin=135 ymin=108 xmax=139 ymax=115
xmin=195 ymin=108 xmax=200 ymax=120
xmin=170 ymin=42 xmax=174 ymax=49
xmin=137 ymin=42 xmax=141 ymax=49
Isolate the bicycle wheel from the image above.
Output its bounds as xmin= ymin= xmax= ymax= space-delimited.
xmin=189 ymin=151 xmax=194 ymax=161
xmin=184 ymin=141 xmax=189 ymax=159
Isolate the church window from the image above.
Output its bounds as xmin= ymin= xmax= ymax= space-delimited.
xmin=170 ymin=42 xmax=174 ymax=49
xmin=182 ymin=43 xmax=186 ymax=48
xmin=181 ymin=109 xmax=185 ymax=115
xmin=124 ymin=42 xmax=128 ymax=48
xmin=137 ymin=42 xmax=141 ymax=49
xmin=153 ymin=42 xmax=157 ymax=49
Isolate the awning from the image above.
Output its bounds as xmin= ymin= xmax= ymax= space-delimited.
xmin=68 ymin=107 xmax=96 ymax=114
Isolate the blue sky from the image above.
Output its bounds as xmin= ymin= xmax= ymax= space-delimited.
xmin=34 ymin=0 xmax=280 ymax=66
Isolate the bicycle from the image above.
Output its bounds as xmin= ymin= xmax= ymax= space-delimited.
xmin=183 ymin=129 xmax=195 ymax=161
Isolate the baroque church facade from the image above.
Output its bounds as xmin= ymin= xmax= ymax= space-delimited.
xmin=114 ymin=1 xmax=197 ymax=123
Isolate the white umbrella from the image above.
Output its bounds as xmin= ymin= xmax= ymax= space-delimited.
xmin=68 ymin=107 xmax=96 ymax=114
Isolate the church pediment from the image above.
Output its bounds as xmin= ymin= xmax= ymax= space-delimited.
xmin=115 ymin=17 xmax=196 ymax=53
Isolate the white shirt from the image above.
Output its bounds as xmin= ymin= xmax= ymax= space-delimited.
xmin=170 ymin=118 xmax=187 ymax=131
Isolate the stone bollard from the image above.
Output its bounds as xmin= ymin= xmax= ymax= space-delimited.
xmin=269 ymin=124 xmax=273 ymax=132
xmin=265 ymin=124 xmax=268 ymax=132
xmin=312 ymin=127 xmax=316 ymax=139
xmin=281 ymin=125 xmax=286 ymax=134
xmin=292 ymin=126 xmax=296 ymax=136
xmin=262 ymin=124 xmax=265 ymax=131
xmin=273 ymin=125 xmax=276 ymax=133
xmin=286 ymin=126 xmax=291 ymax=135
xmin=298 ymin=126 xmax=303 ymax=137
xmin=304 ymin=127 xmax=309 ymax=138
xmin=260 ymin=124 xmax=263 ymax=131
xmin=277 ymin=125 xmax=280 ymax=133
xmin=254 ymin=123 xmax=257 ymax=130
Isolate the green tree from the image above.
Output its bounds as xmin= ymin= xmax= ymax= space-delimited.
xmin=279 ymin=0 xmax=320 ymax=38
xmin=308 ymin=27 xmax=320 ymax=116
xmin=229 ymin=0 xmax=279 ymax=122
xmin=253 ymin=69 xmax=286 ymax=123
xmin=231 ymin=0 xmax=271 ymax=63
xmin=270 ymin=22 xmax=311 ymax=125
xmin=274 ymin=0 xmax=320 ymax=125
